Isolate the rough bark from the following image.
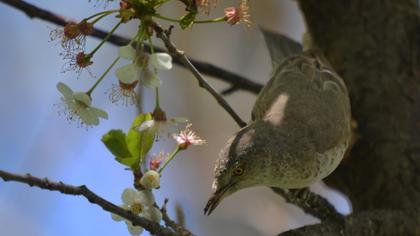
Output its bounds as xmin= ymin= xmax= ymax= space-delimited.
xmin=281 ymin=210 xmax=420 ymax=236
xmin=282 ymin=0 xmax=420 ymax=234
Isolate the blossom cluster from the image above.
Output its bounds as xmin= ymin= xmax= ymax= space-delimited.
xmin=49 ymin=0 xmax=248 ymax=235
xmin=105 ymin=121 xmax=205 ymax=236
xmin=101 ymin=115 xmax=204 ymax=235
xmin=52 ymin=0 xmax=252 ymax=127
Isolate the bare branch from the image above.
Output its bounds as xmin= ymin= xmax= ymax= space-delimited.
xmin=0 ymin=0 xmax=262 ymax=95
xmin=221 ymin=86 xmax=239 ymax=95
xmin=271 ymin=188 xmax=343 ymax=222
xmin=152 ymin=22 xmax=248 ymax=128
xmin=0 ymin=169 xmax=191 ymax=236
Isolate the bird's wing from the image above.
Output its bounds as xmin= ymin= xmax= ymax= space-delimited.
xmin=252 ymin=50 xmax=351 ymax=153
xmin=252 ymin=50 xmax=348 ymax=118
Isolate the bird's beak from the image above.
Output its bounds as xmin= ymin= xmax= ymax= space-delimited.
xmin=203 ymin=182 xmax=234 ymax=216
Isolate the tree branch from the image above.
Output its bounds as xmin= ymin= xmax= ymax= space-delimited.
xmin=279 ymin=209 xmax=420 ymax=236
xmin=0 ymin=0 xmax=262 ymax=95
xmin=151 ymin=22 xmax=247 ymax=128
xmin=0 ymin=169 xmax=194 ymax=236
xmin=271 ymin=188 xmax=343 ymax=222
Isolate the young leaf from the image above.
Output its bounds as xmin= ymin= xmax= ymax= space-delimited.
xmin=126 ymin=113 xmax=155 ymax=163
xmin=180 ymin=12 xmax=196 ymax=29
xmin=101 ymin=129 xmax=132 ymax=158
xmin=115 ymin=156 xmax=138 ymax=166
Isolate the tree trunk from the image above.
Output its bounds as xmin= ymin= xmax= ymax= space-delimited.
xmin=282 ymin=0 xmax=420 ymax=235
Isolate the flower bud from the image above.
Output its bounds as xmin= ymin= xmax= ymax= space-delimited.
xmin=140 ymin=170 xmax=160 ymax=189
xmin=149 ymin=159 xmax=162 ymax=171
xmin=224 ymin=7 xmax=240 ymax=25
xmin=120 ymin=0 xmax=131 ymax=9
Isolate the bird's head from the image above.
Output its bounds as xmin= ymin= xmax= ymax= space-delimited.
xmin=204 ymin=122 xmax=274 ymax=215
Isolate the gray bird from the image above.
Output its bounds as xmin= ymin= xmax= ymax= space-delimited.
xmin=204 ymin=31 xmax=351 ymax=215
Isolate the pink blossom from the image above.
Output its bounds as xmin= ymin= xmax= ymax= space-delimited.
xmin=173 ymin=124 xmax=205 ymax=150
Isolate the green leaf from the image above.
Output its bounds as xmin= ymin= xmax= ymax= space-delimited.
xmin=126 ymin=113 xmax=155 ymax=164
xmin=179 ymin=12 xmax=196 ymax=30
xmin=101 ymin=129 xmax=132 ymax=158
xmin=115 ymin=156 xmax=138 ymax=166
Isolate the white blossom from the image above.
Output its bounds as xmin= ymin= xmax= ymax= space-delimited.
xmin=137 ymin=117 xmax=188 ymax=140
xmin=111 ymin=188 xmax=161 ymax=236
xmin=119 ymin=44 xmax=137 ymax=60
xmin=173 ymin=123 xmax=206 ymax=149
xmin=56 ymin=82 xmax=108 ymax=127
xmin=115 ymin=46 xmax=173 ymax=88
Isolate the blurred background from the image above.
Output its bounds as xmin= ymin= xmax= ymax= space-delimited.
xmin=0 ymin=1 xmax=350 ymax=235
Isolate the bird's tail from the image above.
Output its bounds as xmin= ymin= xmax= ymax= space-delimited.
xmin=302 ymin=31 xmax=333 ymax=70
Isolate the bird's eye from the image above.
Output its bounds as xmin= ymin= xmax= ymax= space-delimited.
xmin=233 ymin=166 xmax=244 ymax=176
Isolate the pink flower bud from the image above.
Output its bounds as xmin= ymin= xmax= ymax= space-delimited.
xmin=149 ymin=158 xmax=162 ymax=171
xmin=224 ymin=7 xmax=240 ymax=25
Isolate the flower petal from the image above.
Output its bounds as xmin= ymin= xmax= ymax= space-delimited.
xmin=136 ymin=120 xmax=156 ymax=132
xmin=73 ymin=92 xmax=92 ymax=106
xmin=90 ymin=107 xmax=109 ymax=119
xmin=111 ymin=205 xmax=127 ymax=222
xmin=111 ymin=213 xmax=123 ymax=221
xmin=142 ymin=68 xmax=162 ymax=88
xmin=167 ymin=117 xmax=189 ymax=124
xmin=141 ymin=207 xmax=162 ymax=223
xmin=150 ymin=53 xmax=172 ymax=70
xmin=122 ymin=188 xmax=136 ymax=205
xmin=116 ymin=64 xmax=141 ymax=84
xmin=173 ymin=134 xmax=185 ymax=144
xmin=125 ymin=221 xmax=144 ymax=236
xmin=134 ymin=190 xmax=155 ymax=207
xmin=63 ymin=97 xmax=78 ymax=111
xmin=56 ymin=82 xmax=73 ymax=98
xmin=79 ymin=108 xmax=99 ymax=125
xmin=119 ymin=45 xmax=136 ymax=60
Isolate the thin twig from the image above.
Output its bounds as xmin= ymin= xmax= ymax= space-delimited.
xmin=152 ymin=22 xmax=247 ymax=128
xmin=161 ymin=199 xmax=192 ymax=236
xmin=0 ymin=169 xmax=184 ymax=236
xmin=221 ymin=86 xmax=239 ymax=95
xmin=0 ymin=0 xmax=262 ymax=95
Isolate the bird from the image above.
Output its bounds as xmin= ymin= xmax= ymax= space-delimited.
xmin=204 ymin=31 xmax=351 ymax=215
